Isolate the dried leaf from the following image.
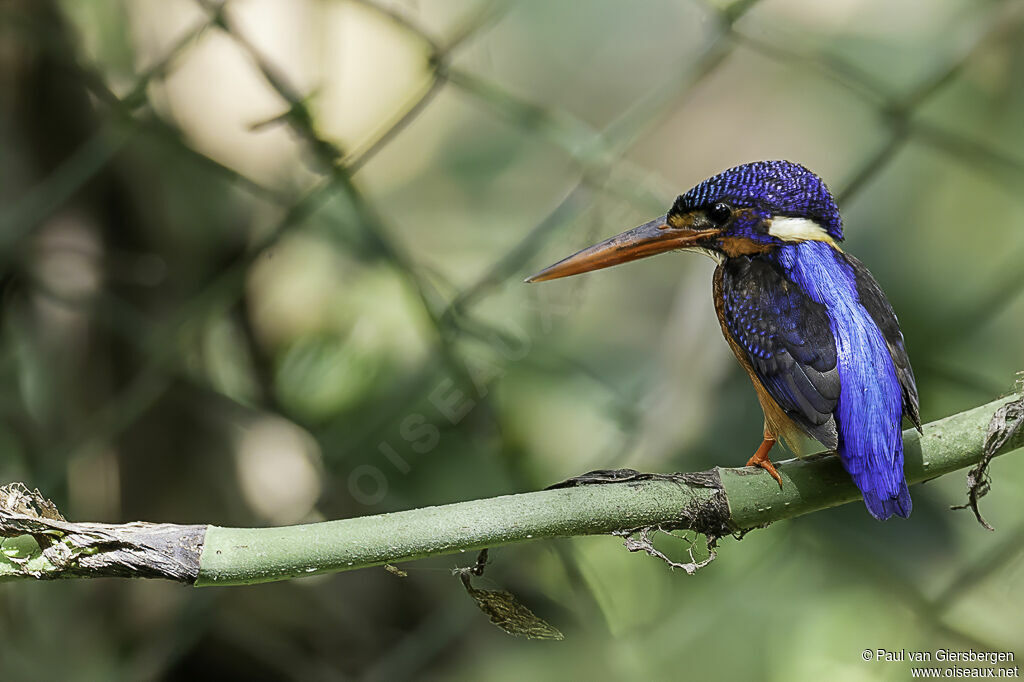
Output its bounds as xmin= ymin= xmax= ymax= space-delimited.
xmin=454 ymin=549 xmax=563 ymax=641
xmin=461 ymin=582 xmax=564 ymax=640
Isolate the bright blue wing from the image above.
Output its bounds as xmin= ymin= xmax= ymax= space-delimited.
xmin=778 ymin=241 xmax=911 ymax=520
xmin=843 ymin=252 xmax=922 ymax=431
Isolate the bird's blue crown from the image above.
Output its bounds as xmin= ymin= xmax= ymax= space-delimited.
xmin=674 ymin=160 xmax=844 ymax=241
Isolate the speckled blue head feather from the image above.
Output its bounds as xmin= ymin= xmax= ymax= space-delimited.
xmin=673 ymin=160 xmax=844 ymax=240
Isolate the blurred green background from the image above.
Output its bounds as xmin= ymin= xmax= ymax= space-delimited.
xmin=2 ymin=0 xmax=1024 ymax=679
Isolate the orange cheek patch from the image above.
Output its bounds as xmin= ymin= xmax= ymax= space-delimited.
xmin=718 ymin=236 xmax=773 ymax=257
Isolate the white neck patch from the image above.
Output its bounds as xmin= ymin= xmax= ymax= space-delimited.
xmin=767 ymin=217 xmax=835 ymax=245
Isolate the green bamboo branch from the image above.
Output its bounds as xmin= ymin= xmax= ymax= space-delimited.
xmin=0 ymin=394 xmax=1021 ymax=586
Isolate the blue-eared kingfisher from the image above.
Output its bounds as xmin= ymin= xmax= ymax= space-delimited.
xmin=526 ymin=161 xmax=921 ymax=520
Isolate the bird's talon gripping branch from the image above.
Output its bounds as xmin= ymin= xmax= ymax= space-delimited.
xmin=746 ymin=438 xmax=783 ymax=488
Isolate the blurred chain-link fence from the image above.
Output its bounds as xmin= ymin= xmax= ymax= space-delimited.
xmin=3 ymin=0 xmax=1024 ymax=679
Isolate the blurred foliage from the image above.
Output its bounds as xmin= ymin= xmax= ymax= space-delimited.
xmin=1 ymin=0 xmax=1024 ymax=679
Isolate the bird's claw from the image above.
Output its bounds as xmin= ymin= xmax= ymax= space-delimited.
xmin=746 ymin=437 xmax=784 ymax=489
xmin=747 ymin=456 xmax=784 ymax=488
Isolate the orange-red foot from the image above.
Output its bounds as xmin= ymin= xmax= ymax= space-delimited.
xmin=746 ymin=438 xmax=783 ymax=489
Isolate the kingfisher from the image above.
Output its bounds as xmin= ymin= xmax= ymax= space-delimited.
xmin=526 ymin=161 xmax=921 ymax=520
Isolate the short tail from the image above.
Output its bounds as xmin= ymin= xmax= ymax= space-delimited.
xmin=838 ymin=430 xmax=913 ymax=521
xmin=861 ymin=479 xmax=912 ymax=520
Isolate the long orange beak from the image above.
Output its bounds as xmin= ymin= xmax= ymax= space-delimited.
xmin=525 ymin=215 xmax=717 ymax=283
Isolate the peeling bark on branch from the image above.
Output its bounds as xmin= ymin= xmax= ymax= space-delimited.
xmin=0 ymin=483 xmax=203 ymax=582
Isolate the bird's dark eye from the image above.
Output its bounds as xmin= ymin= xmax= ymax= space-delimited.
xmin=708 ymin=202 xmax=732 ymax=225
